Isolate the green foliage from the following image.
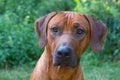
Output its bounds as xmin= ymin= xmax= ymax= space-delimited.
xmin=0 ymin=0 xmax=75 ymax=68
xmin=0 ymin=12 xmax=43 ymax=68
xmin=74 ymin=0 xmax=120 ymax=61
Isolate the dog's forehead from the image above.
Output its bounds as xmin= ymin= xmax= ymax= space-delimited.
xmin=64 ymin=11 xmax=77 ymax=19
xmin=49 ymin=12 xmax=89 ymax=29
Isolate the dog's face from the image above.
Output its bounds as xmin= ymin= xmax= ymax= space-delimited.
xmin=47 ymin=12 xmax=90 ymax=67
xmin=35 ymin=12 xmax=107 ymax=68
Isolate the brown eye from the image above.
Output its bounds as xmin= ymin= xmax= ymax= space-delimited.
xmin=76 ymin=29 xmax=83 ymax=34
xmin=52 ymin=27 xmax=58 ymax=32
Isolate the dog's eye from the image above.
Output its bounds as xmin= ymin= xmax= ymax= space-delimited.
xmin=74 ymin=28 xmax=86 ymax=38
xmin=74 ymin=23 xmax=85 ymax=34
xmin=76 ymin=29 xmax=83 ymax=34
xmin=50 ymin=25 xmax=61 ymax=36
xmin=51 ymin=27 xmax=59 ymax=32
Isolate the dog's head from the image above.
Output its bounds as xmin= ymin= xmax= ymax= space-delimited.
xmin=35 ymin=11 xmax=107 ymax=68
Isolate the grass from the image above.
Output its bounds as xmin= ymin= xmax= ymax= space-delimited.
xmin=0 ymin=61 xmax=120 ymax=80
xmin=0 ymin=65 xmax=33 ymax=80
xmin=82 ymin=61 xmax=120 ymax=80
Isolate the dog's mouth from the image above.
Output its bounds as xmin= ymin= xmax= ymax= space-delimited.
xmin=53 ymin=57 xmax=70 ymax=66
xmin=53 ymin=55 xmax=78 ymax=68
xmin=53 ymin=61 xmax=69 ymax=67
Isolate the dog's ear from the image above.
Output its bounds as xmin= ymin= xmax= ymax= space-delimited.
xmin=84 ymin=14 xmax=108 ymax=53
xmin=35 ymin=12 xmax=57 ymax=48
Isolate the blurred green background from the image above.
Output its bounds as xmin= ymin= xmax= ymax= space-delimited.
xmin=0 ymin=0 xmax=120 ymax=80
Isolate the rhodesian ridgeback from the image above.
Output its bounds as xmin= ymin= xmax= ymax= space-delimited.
xmin=30 ymin=11 xmax=107 ymax=80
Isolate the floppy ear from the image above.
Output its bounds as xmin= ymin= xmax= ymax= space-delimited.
xmin=35 ymin=12 xmax=57 ymax=48
xmin=84 ymin=14 xmax=108 ymax=53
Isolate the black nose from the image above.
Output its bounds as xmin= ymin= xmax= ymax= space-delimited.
xmin=56 ymin=47 xmax=72 ymax=58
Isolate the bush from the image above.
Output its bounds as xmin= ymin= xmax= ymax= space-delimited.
xmin=0 ymin=12 xmax=43 ymax=68
xmin=0 ymin=0 xmax=75 ymax=68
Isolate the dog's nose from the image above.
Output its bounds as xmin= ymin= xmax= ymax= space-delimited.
xmin=56 ymin=46 xmax=72 ymax=58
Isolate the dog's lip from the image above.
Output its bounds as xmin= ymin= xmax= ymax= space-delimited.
xmin=53 ymin=61 xmax=77 ymax=68
xmin=53 ymin=63 xmax=68 ymax=67
xmin=53 ymin=60 xmax=66 ymax=66
xmin=53 ymin=63 xmax=77 ymax=68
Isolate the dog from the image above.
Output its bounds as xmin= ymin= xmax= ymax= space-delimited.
xmin=30 ymin=11 xmax=107 ymax=80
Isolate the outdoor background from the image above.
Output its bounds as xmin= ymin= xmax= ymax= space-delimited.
xmin=0 ymin=0 xmax=120 ymax=80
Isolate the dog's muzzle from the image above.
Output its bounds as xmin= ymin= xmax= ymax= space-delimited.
xmin=53 ymin=44 xmax=78 ymax=68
